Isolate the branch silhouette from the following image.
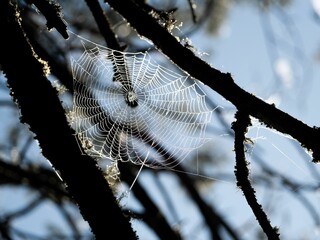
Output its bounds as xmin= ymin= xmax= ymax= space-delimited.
xmin=1 ymin=0 xmax=318 ymax=239
xmin=104 ymin=0 xmax=320 ymax=162
xmin=232 ymin=111 xmax=280 ymax=239
xmin=0 ymin=1 xmax=136 ymax=239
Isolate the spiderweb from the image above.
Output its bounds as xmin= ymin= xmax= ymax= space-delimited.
xmin=70 ymin=40 xmax=213 ymax=169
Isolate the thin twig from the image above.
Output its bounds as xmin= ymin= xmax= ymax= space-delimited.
xmin=186 ymin=0 xmax=197 ymax=23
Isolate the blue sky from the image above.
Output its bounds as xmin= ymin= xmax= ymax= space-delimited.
xmin=186 ymin=1 xmax=320 ymax=239
xmin=120 ymin=1 xmax=320 ymax=239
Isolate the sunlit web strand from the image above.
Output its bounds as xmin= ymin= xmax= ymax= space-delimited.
xmin=70 ymin=36 xmax=214 ymax=169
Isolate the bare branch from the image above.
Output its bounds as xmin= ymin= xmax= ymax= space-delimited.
xmin=30 ymin=0 xmax=68 ymax=39
xmin=104 ymin=0 xmax=320 ymax=162
xmin=0 ymin=1 xmax=136 ymax=239
xmin=232 ymin=111 xmax=280 ymax=240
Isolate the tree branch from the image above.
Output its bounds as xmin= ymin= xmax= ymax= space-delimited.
xmin=118 ymin=163 xmax=183 ymax=240
xmin=173 ymin=165 xmax=240 ymax=240
xmin=0 ymin=1 xmax=136 ymax=239
xmin=84 ymin=0 xmax=121 ymax=50
xmin=30 ymin=0 xmax=68 ymax=39
xmin=104 ymin=0 xmax=320 ymax=162
xmin=0 ymin=159 xmax=68 ymax=199
xmin=232 ymin=111 xmax=280 ymax=239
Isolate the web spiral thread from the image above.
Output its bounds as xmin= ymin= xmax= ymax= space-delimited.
xmin=70 ymin=43 xmax=213 ymax=169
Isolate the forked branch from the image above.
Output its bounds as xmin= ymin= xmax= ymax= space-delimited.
xmin=232 ymin=111 xmax=280 ymax=240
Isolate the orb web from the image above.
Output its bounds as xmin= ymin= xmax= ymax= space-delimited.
xmin=70 ymin=42 xmax=213 ymax=169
